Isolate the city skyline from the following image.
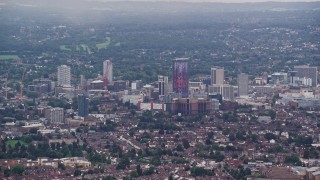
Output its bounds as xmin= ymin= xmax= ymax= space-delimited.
xmin=1 ymin=0 xmax=320 ymax=178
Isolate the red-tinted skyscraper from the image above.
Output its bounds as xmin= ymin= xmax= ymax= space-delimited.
xmin=173 ymin=58 xmax=189 ymax=98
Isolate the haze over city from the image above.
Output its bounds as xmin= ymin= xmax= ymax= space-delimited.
xmin=0 ymin=0 xmax=320 ymax=179
xmin=87 ymin=0 xmax=319 ymax=2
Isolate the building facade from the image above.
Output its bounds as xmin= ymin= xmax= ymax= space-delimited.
xmin=173 ymin=58 xmax=189 ymax=98
xmin=238 ymin=73 xmax=249 ymax=96
xmin=208 ymin=84 xmax=234 ymax=101
xmin=211 ymin=67 xmax=224 ymax=85
xmin=158 ymin=75 xmax=169 ymax=96
xmin=294 ymin=65 xmax=318 ymax=87
xmin=57 ymin=65 xmax=71 ymax=87
xmin=78 ymin=94 xmax=89 ymax=117
xmin=113 ymin=80 xmax=128 ymax=92
xmin=103 ymin=60 xmax=113 ymax=85
xmin=271 ymin=72 xmax=288 ymax=84
xmin=80 ymin=75 xmax=87 ymax=90
xmin=50 ymin=108 xmax=64 ymax=124
xmin=131 ymin=80 xmax=143 ymax=90
xmin=171 ymin=98 xmax=212 ymax=115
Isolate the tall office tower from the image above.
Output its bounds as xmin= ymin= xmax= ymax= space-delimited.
xmin=158 ymin=75 xmax=169 ymax=96
xmin=211 ymin=67 xmax=224 ymax=85
xmin=103 ymin=60 xmax=113 ymax=85
xmin=50 ymin=108 xmax=64 ymax=124
xmin=238 ymin=73 xmax=249 ymax=96
xmin=173 ymin=58 xmax=189 ymax=98
xmin=80 ymin=75 xmax=87 ymax=90
xmin=78 ymin=94 xmax=89 ymax=117
xmin=294 ymin=65 xmax=318 ymax=87
xmin=57 ymin=65 xmax=71 ymax=87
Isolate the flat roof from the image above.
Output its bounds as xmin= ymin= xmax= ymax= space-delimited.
xmin=175 ymin=58 xmax=189 ymax=61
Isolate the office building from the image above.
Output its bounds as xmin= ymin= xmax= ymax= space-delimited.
xmin=28 ymin=78 xmax=53 ymax=95
xmin=103 ymin=60 xmax=113 ymax=85
xmin=271 ymin=72 xmax=288 ymax=84
xmin=289 ymin=71 xmax=298 ymax=85
xmin=113 ymin=80 xmax=128 ymax=92
xmin=57 ymin=65 xmax=71 ymax=87
xmin=238 ymin=73 xmax=249 ymax=96
xmin=131 ymin=80 xmax=143 ymax=90
xmin=208 ymin=84 xmax=234 ymax=101
xmin=90 ymin=80 xmax=104 ymax=90
xmin=78 ymin=94 xmax=89 ymax=117
xmin=80 ymin=75 xmax=87 ymax=90
xmin=211 ymin=67 xmax=224 ymax=85
xmin=50 ymin=108 xmax=64 ymax=124
xmin=173 ymin=58 xmax=189 ymax=98
xmin=171 ymin=98 xmax=212 ymax=115
xmin=158 ymin=75 xmax=169 ymax=96
xmin=143 ymin=84 xmax=155 ymax=99
xmin=294 ymin=65 xmax=318 ymax=87
xmin=251 ymin=86 xmax=274 ymax=97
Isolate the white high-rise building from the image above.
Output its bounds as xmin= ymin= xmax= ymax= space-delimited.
xmin=50 ymin=108 xmax=64 ymax=124
xmin=211 ymin=67 xmax=224 ymax=85
xmin=103 ymin=60 xmax=113 ymax=85
xmin=238 ymin=73 xmax=249 ymax=97
xmin=57 ymin=65 xmax=71 ymax=87
xmin=158 ymin=75 xmax=169 ymax=96
xmin=80 ymin=75 xmax=86 ymax=90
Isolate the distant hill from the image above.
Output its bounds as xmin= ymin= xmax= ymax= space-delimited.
xmin=2 ymin=0 xmax=320 ymax=13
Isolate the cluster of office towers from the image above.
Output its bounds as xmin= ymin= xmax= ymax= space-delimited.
xmin=55 ymin=60 xmax=113 ymax=119
xmin=172 ymin=60 xmax=318 ymax=100
xmin=55 ymin=59 xmax=317 ymax=119
xmin=172 ymin=58 xmax=249 ymax=100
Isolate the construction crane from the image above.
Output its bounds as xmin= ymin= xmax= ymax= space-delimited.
xmin=19 ymin=68 xmax=27 ymax=99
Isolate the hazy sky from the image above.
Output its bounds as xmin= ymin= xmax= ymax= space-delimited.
xmin=87 ymin=0 xmax=319 ymax=2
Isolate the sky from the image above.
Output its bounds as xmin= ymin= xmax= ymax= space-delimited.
xmin=87 ymin=0 xmax=319 ymax=2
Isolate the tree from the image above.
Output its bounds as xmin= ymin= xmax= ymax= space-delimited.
xmin=4 ymin=168 xmax=10 ymax=177
xmin=11 ymin=165 xmax=24 ymax=176
xmin=190 ymin=167 xmax=215 ymax=176
xmin=207 ymin=131 xmax=214 ymax=139
xmin=136 ymin=164 xmax=142 ymax=176
xmin=159 ymin=128 xmax=165 ymax=134
xmin=102 ymin=176 xmax=116 ymax=180
xmin=130 ymin=171 xmax=138 ymax=178
xmin=176 ymin=144 xmax=184 ymax=152
xmin=58 ymin=163 xmax=65 ymax=170
xmin=268 ymin=110 xmax=276 ymax=120
xmin=205 ymin=139 xmax=212 ymax=145
xmin=2 ymin=143 xmax=6 ymax=153
xmin=74 ymin=169 xmax=81 ymax=176
xmin=131 ymin=110 xmax=136 ymax=116
xmin=169 ymin=174 xmax=174 ymax=180
xmin=182 ymin=139 xmax=190 ymax=149
xmin=116 ymin=157 xmax=130 ymax=170
xmin=294 ymin=135 xmax=313 ymax=146
xmin=284 ymin=154 xmax=302 ymax=166
xmin=143 ymin=167 xmax=155 ymax=176
xmin=264 ymin=133 xmax=277 ymax=141
xmin=29 ymin=128 xmax=38 ymax=134
xmin=150 ymin=156 xmax=161 ymax=166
